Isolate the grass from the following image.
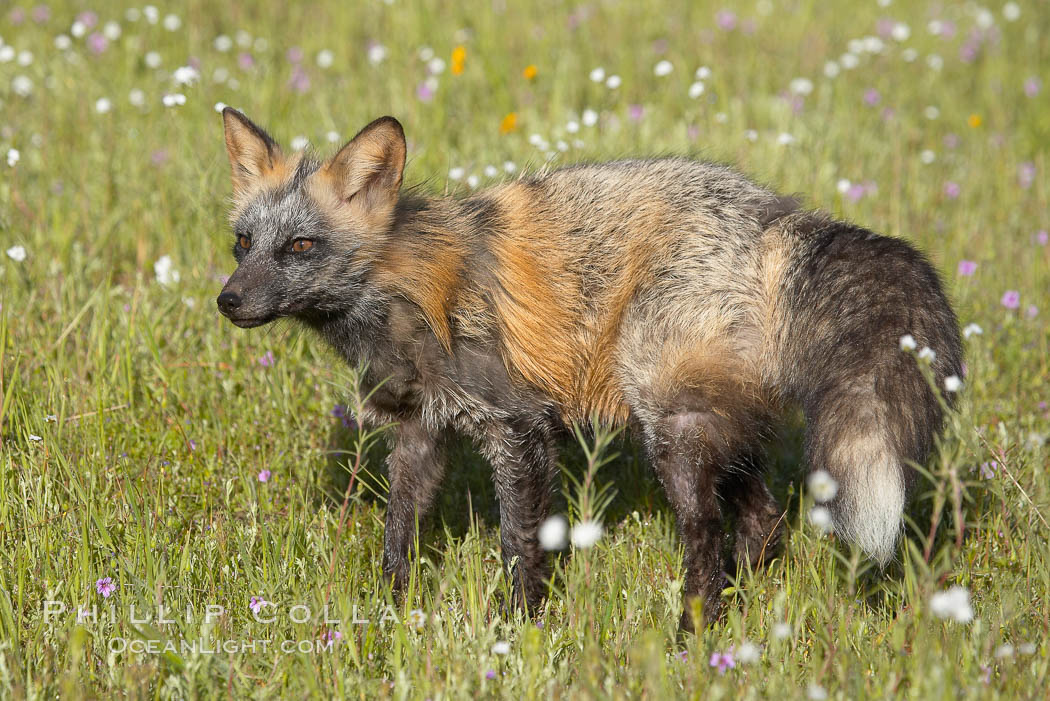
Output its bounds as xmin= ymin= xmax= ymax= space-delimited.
xmin=1 ymin=0 xmax=1048 ymax=697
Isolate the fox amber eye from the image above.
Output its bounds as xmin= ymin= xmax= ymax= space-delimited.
xmin=238 ymin=235 xmax=251 ymax=250
xmin=291 ymin=239 xmax=314 ymax=253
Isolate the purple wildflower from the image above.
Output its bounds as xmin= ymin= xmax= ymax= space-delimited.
xmin=249 ymin=596 xmax=270 ymax=615
xmin=1024 ymin=77 xmax=1041 ymax=98
xmin=1036 ymin=230 xmax=1048 ymax=246
xmin=1026 ymin=305 xmax=1038 ymax=319
xmin=321 ymin=629 xmax=343 ymax=642
xmin=863 ymin=88 xmax=880 ymax=106
xmin=238 ymin=52 xmax=255 ymax=70
xmin=258 ymin=469 xmax=271 ymax=483
xmin=846 ymin=183 xmax=868 ymax=203
xmin=980 ymin=462 xmax=998 ymax=479
xmin=151 ymin=149 xmax=169 ymax=166
xmin=32 ymin=5 xmax=51 ymax=23
xmin=943 ymin=181 xmax=961 ymax=199
xmin=1001 ymin=290 xmax=1020 ymax=309
xmin=96 ymin=577 xmax=116 ymax=598
xmin=258 ymin=350 xmax=275 ymax=367
xmin=87 ymin=33 xmax=108 ymax=55
xmin=628 ymin=104 xmax=644 ymax=122
xmin=957 ymin=260 xmax=977 ymax=276
xmin=485 ymin=669 xmax=497 ymax=680
xmin=710 ymin=648 xmax=736 ymax=674
xmin=287 ymin=46 xmax=304 ymax=63
xmin=76 ymin=10 xmax=98 ymax=28
xmin=9 ymin=7 xmax=26 ymax=24
xmin=416 ymin=80 xmax=435 ymax=102
xmin=943 ymin=133 xmax=960 ymax=149
xmin=288 ymin=66 xmax=310 ymax=93
xmin=1018 ymin=162 xmax=1035 ymax=189
xmin=715 ymin=9 xmax=737 ymax=30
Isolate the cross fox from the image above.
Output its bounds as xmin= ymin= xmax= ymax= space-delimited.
xmin=216 ymin=109 xmax=962 ymax=628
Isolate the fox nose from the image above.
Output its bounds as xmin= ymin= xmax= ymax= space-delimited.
xmin=217 ymin=290 xmax=242 ymax=314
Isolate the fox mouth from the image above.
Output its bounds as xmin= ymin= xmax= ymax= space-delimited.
xmin=226 ymin=314 xmax=276 ymax=328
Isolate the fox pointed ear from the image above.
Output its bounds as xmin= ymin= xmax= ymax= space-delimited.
xmin=222 ymin=107 xmax=283 ymax=197
xmin=324 ymin=117 xmax=406 ymax=211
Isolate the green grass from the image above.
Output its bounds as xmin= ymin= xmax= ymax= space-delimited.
xmin=2 ymin=0 xmax=1049 ymax=697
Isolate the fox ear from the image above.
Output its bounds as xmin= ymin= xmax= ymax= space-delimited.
xmin=222 ymin=107 xmax=282 ymax=197
xmin=324 ymin=117 xmax=406 ymax=211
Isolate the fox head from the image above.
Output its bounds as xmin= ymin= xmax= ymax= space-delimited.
xmin=216 ymin=108 xmax=406 ymax=328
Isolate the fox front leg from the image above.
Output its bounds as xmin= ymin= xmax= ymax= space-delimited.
xmin=381 ymin=420 xmax=447 ymax=594
xmin=482 ymin=418 xmax=557 ymax=614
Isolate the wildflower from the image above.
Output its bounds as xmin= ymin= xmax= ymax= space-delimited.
xmin=96 ymin=577 xmax=116 ymax=598
xmin=12 ymin=75 xmax=32 ymax=97
xmin=367 ymin=43 xmax=387 ymax=65
xmin=483 ymin=165 xmax=499 ymax=177
xmin=6 ymin=149 xmax=19 ymax=168
xmin=605 ymin=75 xmax=621 ymax=89
xmin=891 ymin=22 xmax=910 ymax=41
xmin=129 ymin=89 xmax=145 ymax=107
xmin=653 ymin=60 xmax=673 ymax=76
xmin=995 ymin=643 xmax=1015 ymax=659
xmin=214 ymin=101 xmax=227 ymax=113
xmin=406 ymin=609 xmax=426 ymax=629
xmin=924 ymin=105 xmax=940 ymax=119
xmin=736 ymin=641 xmax=761 ymax=663
xmin=967 ymin=113 xmax=982 ymax=128
xmin=589 ymin=67 xmax=605 ymax=82
xmin=95 ymin=97 xmax=112 ymax=114
xmin=173 ymin=65 xmax=200 ymax=85
xmin=807 ymin=470 xmax=838 ymax=503
xmin=450 ymin=45 xmax=466 ymax=74
xmin=863 ymin=88 xmax=880 ymax=106
xmin=499 ymin=112 xmax=517 ymax=134
xmin=416 ymin=77 xmax=437 ymax=102
xmin=929 ymin=585 xmax=973 ymax=623
xmin=1019 ymin=642 xmax=1037 ymax=655
xmin=823 ymin=61 xmax=840 ymax=78
xmin=448 ymin=167 xmax=465 ymax=181
xmin=807 ymin=684 xmax=828 ymax=700
xmin=466 ymin=175 xmax=479 ymax=188
xmin=789 ymin=78 xmax=813 ymax=95
xmin=1003 ymin=2 xmax=1021 ymax=21
xmin=258 ymin=350 xmax=275 ymax=367
xmin=491 ymin=641 xmax=511 ymax=655
xmin=316 ymin=49 xmax=334 ymax=68
xmin=163 ymin=14 xmax=181 ymax=31
xmin=772 ymin=621 xmax=792 ymax=639
xmin=162 ymin=93 xmax=186 ymax=107
xmin=695 ymin=66 xmax=712 ymax=80
xmin=566 ymin=120 xmax=580 ymax=133
xmin=943 ymin=181 xmax=960 ymax=199
xmin=716 ymin=9 xmax=737 ymax=30
xmin=918 ymin=347 xmax=936 ymax=362
xmin=1037 ymin=230 xmax=1048 ymax=246
xmin=321 ymin=628 xmax=343 ymax=642
xmin=581 ymin=109 xmax=598 ymax=127
xmin=539 ymin=515 xmax=568 ymax=550
xmin=427 ymin=57 xmax=446 ymax=74
xmin=777 ymin=133 xmax=795 ymax=146
xmin=87 ymin=33 xmax=108 ymax=54
xmin=522 ymin=64 xmax=538 ymax=79
xmin=980 ymin=461 xmax=998 ymax=479
xmin=808 ymin=506 xmax=833 ymax=533
xmin=7 ymin=245 xmax=27 ymax=262
xmin=840 ymin=53 xmax=859 ymax=69
xmin=901 ymin=48 xmax=918 ymax=62
xmin=154 ymin=256 xmax=179 ymax=285
xmin=258 ymin=469 xmax=272 ymax=483
xmin=1018 ymin=162 xmax=1035 ymax=189
xmin=1024 ymin=77 xmax=1041 ymax=98
xmin=688 ymin=82 xmax=705 ymax=98
xmin=709 ymin=649 xmax=735 ymax=674
xmin=326 ymin=131 xmax=340 ymax=143
xmin=54 ymin=34 xmax=72 ymax=50
xmin=45 ymin=415 xmax=57 ymax=423
xmin=249 ymin=596 xmax=270 ymax=615
xmin=920 ymin=150 xmax=936 ymax=164
xmin=290 ymin=135 xmax=309 ymax=150
xmin=144 ymin=51 xmax=162 ymax=69
xmin=237 ymin=52 xmax=254 ymax=70
xmin=570 ymin=520 xmax=602 ymax=548
xmin=214 ymin=34 xmax=233 ymax=52
xmin=957 ymin=260 xmax=977 ymax=276
xmin=963 ymin=323 xmax=982 ymax=338
xmin=899 ymin=334 xmax=917 ymax=350
xmin=485 ymin=669 xmax=497 ymax=680
xmin=28 ymin=434 xmax=43 ymax=442
xmin=144 ymin=6 xmax=159 ymax=24
xmin=503 ymin=161 xmax=517 ymax=173
xmin=944 ymin=375 xmax=962 ymax=393
xmin=1001 ymin=290 xmax=1020 ymax=310
xmin=628 ymin=104 xmax=644 ymax=122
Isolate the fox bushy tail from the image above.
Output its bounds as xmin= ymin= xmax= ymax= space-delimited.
xmin=776 ymin=213 xmax=963 ymax=564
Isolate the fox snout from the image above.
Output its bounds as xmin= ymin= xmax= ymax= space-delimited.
xmin=216 ymin=270 xmax=278 ymax=328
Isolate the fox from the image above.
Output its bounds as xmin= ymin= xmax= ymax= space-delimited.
xmin=216 ymin=108 xmax=962 ymax=629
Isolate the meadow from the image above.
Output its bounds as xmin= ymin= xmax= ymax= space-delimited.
xmin=1 ymin=0 xmax=1048 ymax=697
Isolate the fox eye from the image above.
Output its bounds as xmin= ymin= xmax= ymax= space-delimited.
xmin=238 ymin=235 xmax=251 ymax=250
xmin=291 ymin=238 xmax=314 ymax=253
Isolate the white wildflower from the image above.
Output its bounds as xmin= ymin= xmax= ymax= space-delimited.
xmin=736 ymin=640 xmax=761 ymax=663
xmin=483 ymin=165 xmax=499 ymax=178
xmin=823 ymin=61 xmax=840 ymax=78
xmin=70 ymin=20 xmax=87 ymax=38
xmin=589 ymin=67 xmax=605 ymax=83
xmin=129 ymin=89 xmax=145 ymax=107
xmin=605 ymin=74 xmax=621 ymax=89
xmin=745 ymin=129 xmax=758 ymax=142
xmin=840 ymin=52 xmax=859 ymax=69
xmin=466 ymin=174 xmax=479 ymax=188
xmin=566 ymin=120 xmax=580 ymax=133
xmin=581 ymin=109 xmax=598 ymax=127
xmin=926 ymin=54 xmax=943 ymax=72
xmin=789 ymin=77 xmax=813 ymax=95
xmin=29 ymin=434 xmax=43 ymax=442
xmin=688 ymin=82 xmax=705 ymax=99
xmin=899 ymin=334 xmax=917 ymax=351
xmin=538 ymin=515 xmax=568 ymax=550
xmin=163 ymin=14 xmax=182 ymax=31
xmin=316 ymin=49 xmax=334 ymax=68
xmin=290 ymin=135 xmax=308 ymax=151
xmin=145 ymin=51 xmax=162 ymax=68
xmin=944 ymin=375 xmax=962 ymax=392
xmin=406 ymin=609 xmax=426 ymax=629
xmin=772 ymin=621 xmax=792 ymax=639
xmin=1002 ymin=3 xmax=1021 ymax=21
xmin=1019 ymin=642 xmax=1037 ymax=655
xmin=125 ymin=7 xmax=141 ymax=21
xmin=214 ymin=34 xmax=233 ymax=52
xmin=427 ymin=57 xmax=446 ymax=74
xmin=103 ymin=21 xmax=122 ymax=40
xmin=162 ymin=93 xmax=186 ymax=107
xmin=975 ymin=9 xmax=995 ymax=29
xmin=929 ymin=585 xmax=973 ymax=623
xmin=214 ymin=101 xmax=227 ymax=113
xmin=695 ymin=66 xmax=711 ymax=80
xmin=6 ymin=245 xmax=27 ymax=262
xmin=491 ymin=641 xmax=511 ymax=655
xmin=918 ymin=346 xmax=936 ymax=362
xmin=503 ymin=160 xmax=517 ymax=173
xmin=901 ymin=48 xmax=918 ymax=62
xmin=920 ymin=149 xmax=936 ymax=164
xmin=12 ymin=75 xmax=32 ymax=97
xmin=777 ymin=132 xmax=795 ymax=145
xmin=653 ymin=59 xmax=673 ymax=77
xmin=807 ymin=683 xmax=828 ymax=700
xmin=143 ymin=6 xmax=160 ymax=24
xmin=6 ymin=148 xmax=19 ymax=167
xmin=807 ymin=470 xmax=839 ymax=503
xmin=836 ymin=178 xmax=852 ymax=194
xmin=808 ymin=506 xmax=833 ymax=533
xmin=154 ymin=255 xmax=180 ymax=286
xmin=891 ymin=23 xmax=910 ymax=41
xmin=570 ymin=520 xmax=603 ymax=548
xmin=95 ymin=97 xmax=112 ymax=114
xmin=54 ymin=34 xmax=72 ymax=50
xmin=448 ymin=167 xmax=464 ymax=181
xmin=995 ymin=643 xmax=1015 ymax=659
xmin=963 ymin=323 xmax=983 ymax=338
xmin=367 ymin=44 xmax=387 ymax=65
xmin=326 ymin=131 xmax=340 ymax=143
xmin=173 ymin=65 xmax=200 ymax=86
xmin=924 ymin=105 xmax=940 ymax=120
xmin=17 ymin=50 xmax=33 ymax=67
